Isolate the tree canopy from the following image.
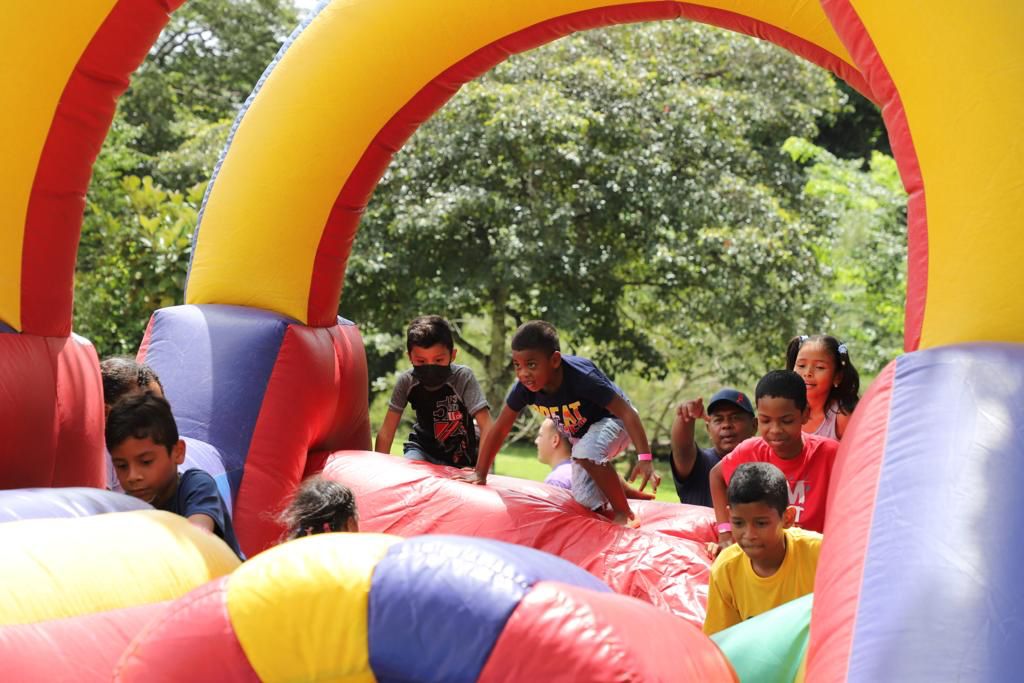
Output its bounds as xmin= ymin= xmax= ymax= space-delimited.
xmin=75 ymin=0 xmax=296 ymax=354
xmin=74 ymin=5 xmax=906 ymax=441
xmin=342 ymin=22 xmax=901 ymax=407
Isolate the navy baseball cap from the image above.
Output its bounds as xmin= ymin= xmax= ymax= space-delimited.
xmin=707 ymin=388 xmax=754 ymax=416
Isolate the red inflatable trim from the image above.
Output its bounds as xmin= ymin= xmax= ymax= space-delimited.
xmin=0 ymin=601 xmax=167 ymax=683
xmin=805 ymin=359 xmax=896 ymax=681
xmin=821 ymin=0 xmax=925 ymax=351
xmin=306 ymin=1 xmax=873 ymax=325
xmin=51 ymin=335 xmax=106 ymax=486
xmin=233 ymin=323 xmax=371 ymax=556
xmin=677 ymin=3 xmax=873 ymax=101
xmin=0 ymin=334 xmax=103 ymax=488
xmin=324 ymin=452 xmax=717 ymax=623
xmin=478 ymin=580 xmax=738 ymax=682
xmin=20 ymin=0 xmax=185 ymax=336
xmin=136 ymin=314 xmax=157 ymax=362
xmin=115 ymin=577 xmax=260 ymax=683
xmin=0 ymin=336 xmax=58 ymax=484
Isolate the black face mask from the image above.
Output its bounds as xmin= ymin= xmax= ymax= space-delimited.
xmin=412 ymin=364 xmax=452 ymax=386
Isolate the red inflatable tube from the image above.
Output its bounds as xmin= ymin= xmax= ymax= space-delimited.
xmin=0 ymin=601 xmax=168 ymax=682
xmin=114 ymin=577 xmax=259 ymax=683
xmin=0 ymin=333 xmax=103 ymax=489
xmin=478 ymin=580 xmax=737 ymax=682
xmin=323 ymin=452 xmax=716 ymax=623
xmin=233 ymin=320 xmax=372 ymax=555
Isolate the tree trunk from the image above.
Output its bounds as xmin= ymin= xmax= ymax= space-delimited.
xmin=482 ymin=286 xmax=511 ymax=413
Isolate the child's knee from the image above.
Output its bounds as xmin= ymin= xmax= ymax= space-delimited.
xmin=573 ymin=456 xmax=610 ymax=472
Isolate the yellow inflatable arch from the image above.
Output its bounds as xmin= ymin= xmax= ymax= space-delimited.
xmin=181 ymin=0 xmax=1022 ymax=351
xmin=2 ymin=1 xmax=1024 ymax=680
xmin=2 ymin=1 xmax=1021 ymax=347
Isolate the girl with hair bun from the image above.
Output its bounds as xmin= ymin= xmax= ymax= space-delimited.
xmin=279 ymin=475 xmax=359 ymax=541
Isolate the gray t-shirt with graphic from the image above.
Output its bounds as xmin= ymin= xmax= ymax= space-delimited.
xmin=389 ymin=364 xmax=489 ymax=467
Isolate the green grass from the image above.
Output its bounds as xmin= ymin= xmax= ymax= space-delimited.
xmin=493 ymin=442 xmax=680 ymax=503
xmin=387 ymin=433 xmax=679 ymax=502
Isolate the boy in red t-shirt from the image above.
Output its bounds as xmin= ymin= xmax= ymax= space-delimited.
xmin=709 ymin=370 xmax=839 ymax=552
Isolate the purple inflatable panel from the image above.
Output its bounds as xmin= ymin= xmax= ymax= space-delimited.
xmin=0 ymin=487 xmax=150 ymax=523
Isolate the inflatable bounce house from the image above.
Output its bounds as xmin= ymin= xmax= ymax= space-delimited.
xmin=1 ymin=1 xmax=1022 ymax=681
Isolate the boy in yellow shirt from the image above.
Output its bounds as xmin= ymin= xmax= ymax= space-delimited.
xmin=703 ymin=462 xmax=821 ymax=635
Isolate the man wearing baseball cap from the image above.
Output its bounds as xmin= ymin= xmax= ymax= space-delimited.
xmin=670 ymin=388 xmax=756 ymax=507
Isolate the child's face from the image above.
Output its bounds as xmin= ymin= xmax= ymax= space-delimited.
xmin=729 ymin=501 xmax=795 ymax=563
xmin=793 ymin=342 xmax=839 ymax=403
xmin=110 ymin=436 xmax=185 ymax=506
xmin=706 ymin=405 xmax=756 ymax=455
xmin=756 ymin=396 xmax=808 ymax=459
xmin=408 ymin=343 xmax=454 ymax=367
xmin=511 ymin=348 xmax=561 ymax=393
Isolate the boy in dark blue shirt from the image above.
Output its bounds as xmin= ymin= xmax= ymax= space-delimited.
xmin=106 ymin=393 xmax=243 ymax=559
xmin=460 ymin=321 xmax=659 ymax=524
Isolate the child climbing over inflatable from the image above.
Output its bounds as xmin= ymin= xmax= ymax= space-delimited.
xmin=460 ymin=320 xmax=659 ymax=524
xmin=709 ymin=370 xmax=839 ymax=548
xmin=785 ymin=334 xmax=860 ymax=440
xmin=280 ymin=475 xmax=359 ymax=540
xmin=375 ymin=315 xmax=492 ymax=468
xmin=106 ymin=393 xmax=243 ymax=559
xmin=703 ymin=462 xmax=821 ymax=635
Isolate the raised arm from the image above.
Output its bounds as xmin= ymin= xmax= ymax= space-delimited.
xmin=473 ymin=408 xmax=493 ymax=451
xmin=374 ymin=408 xmax=403 ymax=455
xmin=671 ymin=398 xmax=704 ymax=479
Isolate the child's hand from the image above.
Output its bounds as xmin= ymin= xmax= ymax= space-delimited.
xmin=676 ymin=398 xmax=706 ymax=423
xmin=708 ymin=528 xmax=733 ymax=561
xmin=611 ymin=510 xmax=640 ymax=528
xmin=629 ymin=460 xmax=661 ymax=492
xmin=706 ymin=532 xmax=734 ymax=560
xmin=455 ymin=468 xmax=487 ymax=485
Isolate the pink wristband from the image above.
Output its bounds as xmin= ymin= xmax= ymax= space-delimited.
xmin=637 ymin=452 xmax=653 ymax=462
xmin=716 ymin=522 xmax=732 ymax=534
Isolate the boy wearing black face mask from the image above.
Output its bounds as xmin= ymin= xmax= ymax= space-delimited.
xmin=375 ymin=315 xmax=493 ymax=468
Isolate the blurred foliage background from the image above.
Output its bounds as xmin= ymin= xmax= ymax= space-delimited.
xmin=75 ymin=0 xmax=906 ymax=450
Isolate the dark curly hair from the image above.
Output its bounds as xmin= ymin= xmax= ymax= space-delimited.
xmin=511 ymin=320 xmax=560 ymax=355
xmin=105 ymin=392 xmax=178 ymax=453
xmin=280 ymin=476 xmax=359 ymax=541
xmin=728 ymin=462 xmax=789 ymax=516
xmin=100 ymin=356 xmax=164 ymax=407
xmin=406 ymin=315 xmax=454 ymax=352
xmin=755 ymin=370 xmax=809 ymax=411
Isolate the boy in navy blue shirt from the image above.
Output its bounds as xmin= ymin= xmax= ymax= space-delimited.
xmin=670 ymin=388 xmax=756 ymax=507
xmin=460 ymin=321 xmax=659 ymax=523
xmin=106 ymin=393 xmax=243 ymax=559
